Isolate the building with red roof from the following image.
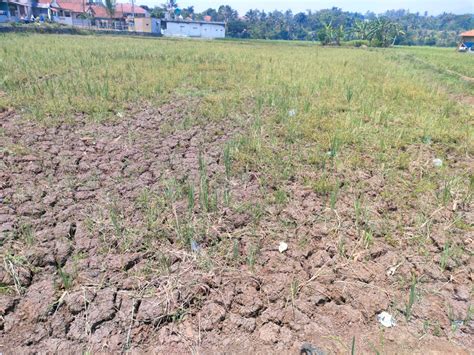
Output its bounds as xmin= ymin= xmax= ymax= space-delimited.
xmin=53 ymin=0 xmax=147 ymax=19
xmin=0 ymin=0 xmax=148 ymax=25
xmin=52 ymin=0 xmax=147 ymax=23
xmin=459 ymin=29 xmax=474 ymax=52
xmin=46 ymin=0 xmax=147 ymax=30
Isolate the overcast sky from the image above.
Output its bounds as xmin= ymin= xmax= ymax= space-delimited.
xmin=138 ymin=0 xmax=473 ymax=15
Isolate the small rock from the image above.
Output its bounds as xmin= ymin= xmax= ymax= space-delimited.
xmin=25 ymin=162 xmax=42 ymax=174
xmin=199 ymin=303 xmax=226 ymax=331
xmin=136 ymin=298 xmax=167 ymax=323
xmin=259 ymin=322 xmax=280 ymax=343
xmin=87 ymin=289 xmax=117 ymax=332
xmin=67 ymin=289 xmax=96 ymax=315
xmin=301 ymin=343 xmax=326 ymax=355
xmin=229 ymin=313 xmax=256 ymax=333
xmin=454 ymin=286 xmax=470 ymax=302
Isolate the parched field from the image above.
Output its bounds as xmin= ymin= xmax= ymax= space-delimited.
xmin=0 ymin=34 xmax=473 ymax=353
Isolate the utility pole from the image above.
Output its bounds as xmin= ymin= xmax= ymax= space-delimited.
xmin=131 ymin=0 xmax=134 ymax=31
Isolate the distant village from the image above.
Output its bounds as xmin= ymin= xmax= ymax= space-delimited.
xmin=0 ymin=0 xmax=227 ymax=37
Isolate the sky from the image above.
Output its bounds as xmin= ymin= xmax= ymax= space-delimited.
xmin=138 ymin=0 xmax=474 ymax=15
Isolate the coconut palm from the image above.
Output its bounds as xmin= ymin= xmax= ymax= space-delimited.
xmin=104 ymin=0 xmax=116 ymax=18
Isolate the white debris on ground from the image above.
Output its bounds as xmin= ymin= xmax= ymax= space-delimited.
xmin=386 ymin=262 xmax=402 ymax=276
xmin=191 ymin=239 xmax=201 ymax=253
xmin=433 ymin=158 xmax=443 ymax=167
xmin=288 ymin=109 xmax=297 ymax=117
xmin=377 ymin=311 xmax=396 ymax=327
xmin=278 ymin=241 xmax=288 ymax=253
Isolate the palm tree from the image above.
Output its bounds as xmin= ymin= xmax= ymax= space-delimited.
xmin=104 ymin=0 xmax=116 ymax=18
xmin=163 ymin=0 xmax=178 ymax=10
xmin=104 ymin=0 xmax=116 ymax=29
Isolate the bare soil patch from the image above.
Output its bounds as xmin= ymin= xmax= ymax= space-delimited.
xmin=0 ymin=100 xmax=472 ymax=353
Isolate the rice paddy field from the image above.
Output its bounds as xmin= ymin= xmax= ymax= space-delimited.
xmin=0 ymin=33 xmax=473 ymax=353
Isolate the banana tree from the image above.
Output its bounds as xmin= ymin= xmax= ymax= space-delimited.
xmin=353 ymin=20 xmax=370 ymax=40
xmin=367 ymin=17 xmax=405 ymax=47
xmin=318 ymin=22 xmax=334 ymax=45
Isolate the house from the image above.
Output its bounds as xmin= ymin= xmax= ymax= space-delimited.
xmin=1 ymin=0 xmax=32 ymax=20
xmin=0 ymin=0 xmax=64 ymax=21
xmin=161 ymin=19 xmax=225 ymax=38
xmin=0 ymin=0 xmax=147 ymax=25
xmin=459 ymin=30 xmax=474 ymax=52
xmin=132 ymin=17 xmax=159 ymax=33
xmin=51 ymin=0 xmax=148 ymax=29
xmin=33 ymin=0 xmax=55 ymax=20
xmin=0 ymin=0 xmax=9 ymax=22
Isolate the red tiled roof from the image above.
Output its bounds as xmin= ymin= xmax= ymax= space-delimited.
xmin=55 ymin=0 xmax=146 ymax=18
xmin=56 ymin=0 xmax=89 ymax=13
xmin=115 ymin=3 xmax=146 ymax=14
xmin=460 ymin=30 xmax=474 ymax=37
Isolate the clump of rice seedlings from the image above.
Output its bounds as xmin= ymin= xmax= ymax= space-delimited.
xmin=246 ymin=243 xmax=260 ymax=271
xmin=290 ymin=278 xmax=300 ymax=307
xmin=354 ymin=197 xmax=364 ymax=234
xmin=14 ymin=222 xmax=35 ymax=245
xmin=223 ymin=143 xmax=232 ymax=179
xmin=198 ymin=152 xmax=211 ymax=212
xmin=57 ymin=266 xmax=74 ymax=290
xmin=232 ymin=239 xmax=240 ymax=262
xmin=362 ymin=230 xmax=374 ymax=249
xmin=109 ymin=204 xmax=123 ymax=237
xmin=223 ymin=186 xmax=231 ymax=207
xmin=328 ymin=136 xmax=340 ymax=159
xmin=439 ymin=178 xmax=453 ymax=206
xmin=186 ymin=182 xmax=195 ymax=214
xmin=3 ymin=254 xmax=27 ymax=295
xmin=273 ymin=187 xmax=288 ymax=205
xmin=329 ymin=180 xmax=340 ymax=210
xmin=345 ymin=86 xmax=354 ymax=103
xmin=405 ymin=276 xmax=417 ymax=321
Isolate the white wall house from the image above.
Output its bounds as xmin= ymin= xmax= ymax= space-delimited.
xmin=161 ymin=20 xmax=225 ymax=39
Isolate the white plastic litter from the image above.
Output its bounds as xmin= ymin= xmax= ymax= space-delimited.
xmin=386 ymin=262 xmax=402 ymax=276
xmin=433 ymin=158 xmax=443 ymax=168
xmin=190 ymin=239 xmax=201 ymax=253
xmin=288 ymin=109 xmax=297 ymax=117
xmin=377 ymin=312 xmax=396 ymax=328
xmin=278 ymin=242 xmax=288 ymax=253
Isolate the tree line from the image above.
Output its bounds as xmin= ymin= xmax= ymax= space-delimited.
xmin=140 ymin=3 xmax=474 ymax=47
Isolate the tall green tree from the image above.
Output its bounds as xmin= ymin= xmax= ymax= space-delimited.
xmin=104 ymin=0 xmax=116 ymax=19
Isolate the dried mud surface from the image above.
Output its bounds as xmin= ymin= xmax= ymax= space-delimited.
xmin=0 ymin=102 xmax=472 ymax=354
